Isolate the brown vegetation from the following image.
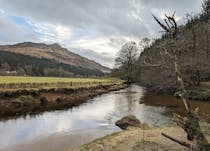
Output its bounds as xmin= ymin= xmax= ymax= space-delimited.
xmin=0 ymin=83 xmax=125 ymax=119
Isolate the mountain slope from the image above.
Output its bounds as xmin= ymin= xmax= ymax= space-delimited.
xmin=0 ymin=42 xmax=110 ymax=73
xmin=136 ymin=16 xmax=210 ymax=92
xmin=0 ymin=50 xmax=104 ymax=77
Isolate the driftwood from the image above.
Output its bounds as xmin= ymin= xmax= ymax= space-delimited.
xmin=162 ymin=132 xmax=191 ymax=148
xmin=153 ymin=13 xmax=210 ymax=151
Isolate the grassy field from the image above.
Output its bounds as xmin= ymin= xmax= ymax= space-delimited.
xmin=0 ymin=76 xmax=123 ymax=90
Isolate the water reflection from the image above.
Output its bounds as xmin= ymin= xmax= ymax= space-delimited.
xmin=1 ymin=85 xmax=210 ymax=151
xmin=143 ymin=93 xmax=210 ymax=119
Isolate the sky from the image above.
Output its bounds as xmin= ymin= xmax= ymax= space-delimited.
xmin=0 ymin=0 xmax=203 ymax=68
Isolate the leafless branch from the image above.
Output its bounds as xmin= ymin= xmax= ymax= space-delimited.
xmin=152 ymin=14 xmax=170 ymax=32
xmin=162 ymin=133 xmax=191 ymax=149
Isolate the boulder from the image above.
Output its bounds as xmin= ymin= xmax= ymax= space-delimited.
xmin=115 ymin=115 xmax=141 ymax=130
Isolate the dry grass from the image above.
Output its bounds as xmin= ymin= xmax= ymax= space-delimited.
xmin=70 ymin=123 xmax=210 ymax=151
xmin=0 ymin=76 xmax=123 ymax=90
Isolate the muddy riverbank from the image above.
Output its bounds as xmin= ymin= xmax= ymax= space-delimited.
xmin=0 ymin=83 xmax=125 ymax=119
xmin=145 ymin=82 xmax=210 ymax=102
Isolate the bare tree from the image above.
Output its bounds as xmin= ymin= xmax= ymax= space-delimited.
xmin=115 ymin=41 xmax=139 ymax=83
xmin=201 ymin=0 xmax=210 ymax=20
xmin=153 ymin=13 xmax=210 ymax=151
xmin=139 ymin=38 xmax=152 ymax=50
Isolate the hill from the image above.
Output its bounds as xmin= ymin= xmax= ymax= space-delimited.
xmin=136 ymin=13 xmax=210 ymax=93
xmin=0 ymin=42 xmax=110 ymax=77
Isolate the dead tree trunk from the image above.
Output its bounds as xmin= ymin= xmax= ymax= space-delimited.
xmin=153 ymin=13 xmax=210 ymax=151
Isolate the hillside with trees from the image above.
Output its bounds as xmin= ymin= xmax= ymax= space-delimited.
xmin=113 ymin=0 xmax=210 ymax=93
xmin=0 ymin=50 xmax=104 ymax=77
xmin=0 ymin=42 xmax=111 ymax=77
xmin=137 ymin=14 xmax=210 ymax=92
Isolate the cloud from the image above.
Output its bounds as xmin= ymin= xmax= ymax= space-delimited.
xmin=68 ymin=36 xmax=141 ymax=68
xmin=0 ymin=0 xmax=204 ymax=67
xmin=1 ymin=0 xmax=202 ymax=37
xmin=0 ymin=13 xmax=38 ymax=44
xmin=29 ymin=21 xmax=72 ymax=44
xmin=0 ymin=9 xmax=5 ymax=14
xmin=0 ymin=0 xmax=142 ymax=36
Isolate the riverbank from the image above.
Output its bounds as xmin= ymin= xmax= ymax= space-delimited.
xmin=1 ymin=84 xmax=210 ymax=151
xmin=70 ymin=122 xmax=210 ymax=151
xmin=0 ymin=77 xmax=125 ymax=119
xmin=145 ymin=81 xmax=210 ymax=102
xmin=175 ymin=82 xmax=210 ymax=101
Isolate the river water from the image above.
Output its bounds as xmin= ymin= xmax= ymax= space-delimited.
xmin=1 ymin=84 xmax=210 ymax=151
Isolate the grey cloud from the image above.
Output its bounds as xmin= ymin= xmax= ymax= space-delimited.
xmin=0 ymin=14 xmax=38 ymax=45
xmin=0 ymin=0 xmax=204 ymax=67
xmin=0 ymin=0 xmax=203 ymax=38
xmin=71 ymin=48 xmax=114 ymax=68
xmin=140 ymin=0 xmax=202 ymax=12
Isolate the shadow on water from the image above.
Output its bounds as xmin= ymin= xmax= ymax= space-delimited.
xmin=0 ymin=84 xmax=210 ymax=151
xmin=143 ymin=93 xmax=210 ymax=119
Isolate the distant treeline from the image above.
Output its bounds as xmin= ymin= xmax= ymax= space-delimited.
xmin=0 ymin=50 xmax=104 ymax=77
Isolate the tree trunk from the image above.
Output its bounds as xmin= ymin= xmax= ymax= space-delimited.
xmin=152 ymin=13 xmax=210 ymax=151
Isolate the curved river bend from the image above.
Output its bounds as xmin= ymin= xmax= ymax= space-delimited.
xmin=1 ymin=85 xmax=210 ymax=151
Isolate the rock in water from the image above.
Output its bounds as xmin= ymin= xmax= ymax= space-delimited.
xmin=115 ymin=115 xmax=141 ymax=130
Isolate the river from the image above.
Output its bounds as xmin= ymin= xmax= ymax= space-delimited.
xmin=1 ymin=84 xmax=210 ymax=151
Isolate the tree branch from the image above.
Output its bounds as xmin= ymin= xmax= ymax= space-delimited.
xmin=162 ymin=133 xmax=191 ymax=149
xmin=152 ymin=14 xmax=170 ymax=32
